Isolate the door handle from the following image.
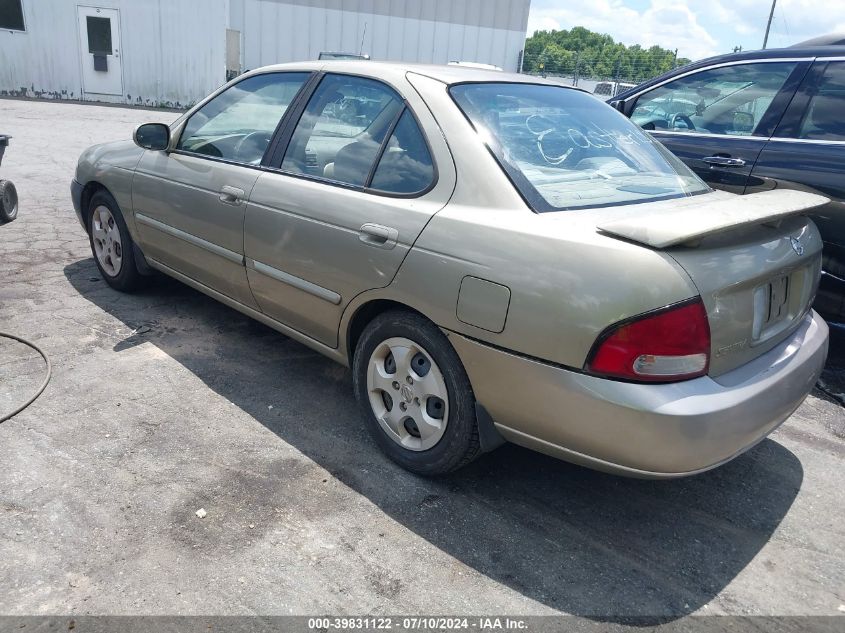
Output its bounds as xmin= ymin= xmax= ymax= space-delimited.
xmin=219 ymin=186 xmax=245 ymax=205
xmin=358 ymin=223 xmax=398 ymax=250
xmin=702 ymin=155 xmax=746 ymax=168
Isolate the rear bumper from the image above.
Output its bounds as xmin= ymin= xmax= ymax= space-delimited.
xmin=449 ymin=311 xmax=829 ymax=478
xmin=70 ymin=179 xmax=86 ymax=231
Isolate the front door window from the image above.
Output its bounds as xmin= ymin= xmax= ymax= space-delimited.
xmin=631 ymin=62 xmax=797 ymax=136
xmin=177 ymin=72 xmax=310 ymax=165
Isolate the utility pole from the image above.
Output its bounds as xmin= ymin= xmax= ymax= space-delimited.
xmin=359 ymin=22 xmax=368 ymax=57
xmin=763 ymin=0 xmax=777 ymax=49
xmin=573 ymin=51 xmax=580 ymax=87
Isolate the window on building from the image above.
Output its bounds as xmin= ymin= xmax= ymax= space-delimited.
xmin=0 ymin=0 xmax=26 ymax=31
xmin=86 ymin=16 xmax=112 ymax=54
xmin=178 ymin=72 xmax=311 ymax=165
xmin=798 ymin=62 xmax=845 ymax=142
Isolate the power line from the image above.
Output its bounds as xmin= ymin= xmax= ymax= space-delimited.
xmin=779 ymin=1 xmax=790 ymax=38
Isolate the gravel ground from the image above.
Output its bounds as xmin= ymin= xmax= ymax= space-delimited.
xmin=0 ymin=97 xmax=843 ymax=620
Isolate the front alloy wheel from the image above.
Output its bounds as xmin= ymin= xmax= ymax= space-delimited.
xmin=86 ymin=189 xmax=145 ymax=292
xmin=91 ymin=205 xmax=123 ymax=277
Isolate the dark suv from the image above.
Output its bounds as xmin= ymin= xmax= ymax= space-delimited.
xmin=611 ymin=43 xmax=845 ymax=321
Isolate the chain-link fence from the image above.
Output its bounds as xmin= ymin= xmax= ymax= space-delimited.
xmin=520 ymin=50 xmax=688 ymax=97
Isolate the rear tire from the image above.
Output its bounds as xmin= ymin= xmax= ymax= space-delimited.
xmin=0 ymin=180 xmax=18 ymax=223
xmin=352 ymin=310 xmax=480 ymax=475
xmin=87 ymin=190 xmax=146 ymax=292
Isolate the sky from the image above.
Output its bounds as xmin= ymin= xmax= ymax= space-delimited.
xmin=526 ymin=0 xmax=845 ymax=61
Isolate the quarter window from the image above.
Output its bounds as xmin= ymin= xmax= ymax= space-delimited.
xmin=370 ymin=110 xmax=435 ymax=194
xmin=282 ymin=74 xmax=403 ymax=187
xmin=0 ymin=0 xmax=25 ymax=31
xmin=798 ymin=62 xmax=845 ymax=142
xmin=177 ymin=72 xmax=310 ymax=165
xmin=630 ymin=62 xmax=797 ymax=136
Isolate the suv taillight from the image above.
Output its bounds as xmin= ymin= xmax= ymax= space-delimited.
xmin=586 ymin=298 xmax=711 ymax=382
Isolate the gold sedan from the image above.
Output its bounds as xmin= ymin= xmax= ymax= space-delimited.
xmin=71 ymin=62 xmax=829 ymax=477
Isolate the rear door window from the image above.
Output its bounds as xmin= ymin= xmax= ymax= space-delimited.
xmin=281 ymin=74 xmax=403 ymax=187
xmin=630 ymin=62 xmax=797 ymax=135
xmin=797 ymin=61 xmax=845 ymax=141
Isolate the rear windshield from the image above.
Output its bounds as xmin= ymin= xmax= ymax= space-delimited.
xmin=450 ymin=82 xmax=710 ymax=212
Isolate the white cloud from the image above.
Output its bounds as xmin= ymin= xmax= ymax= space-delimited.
xmin=527 ymin=14 xmax=562 ymax=34
xmin=709 ymin=0 xmax=756 ymax=36
xmin=527 ymin=0 xmax=719 ymax=60
xmin=736 ymin=0 xmax=845 ymax=47
xmin=705 ymin=0 xmax=842 ymax=47
xmin=528 ymin=0 xmax=845 ymax=60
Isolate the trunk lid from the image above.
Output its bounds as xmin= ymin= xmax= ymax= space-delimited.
xmin=596 ymin=190 xmax=827 ymax=376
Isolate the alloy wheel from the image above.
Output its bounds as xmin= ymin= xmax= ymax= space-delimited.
xmin=91 ymin=205 xmax=123 ymax=277
xmin=366 ymin=337 xmax=449 ymax=451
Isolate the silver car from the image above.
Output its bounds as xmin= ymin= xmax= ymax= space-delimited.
xmin=71 ymin=61 xmax=829 ymax=477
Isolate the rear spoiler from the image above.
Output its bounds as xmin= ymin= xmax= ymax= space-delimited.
xmin=598 ymin=190 xmax=829 ymax=248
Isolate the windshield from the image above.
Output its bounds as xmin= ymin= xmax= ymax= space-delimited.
xmin=450 ymin=83 xmax=710 ymax=212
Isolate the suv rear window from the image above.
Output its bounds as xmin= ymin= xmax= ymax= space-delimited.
xmin=450 ymin=82 xmax=709 ymax=212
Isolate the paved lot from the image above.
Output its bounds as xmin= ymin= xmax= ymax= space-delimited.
xmin=0 ymin=97 xmax=843 ymax=619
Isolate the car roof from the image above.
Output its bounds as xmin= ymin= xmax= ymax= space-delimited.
xmin=688 ymin=45 xmax=845 ymax=65
xmin=240 ymin=60 xmax=574 ymax=88
xmin=790 ymin=34 xmax=845 ymax=47
xmin=612 ymin=44 xmax=845 ymax=101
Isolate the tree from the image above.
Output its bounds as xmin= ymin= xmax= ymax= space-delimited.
xmin=523 ymin=27 xmax=691 ymax=81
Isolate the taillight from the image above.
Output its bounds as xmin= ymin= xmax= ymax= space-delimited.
xmin=586 ymin=298 xmax=711 ymax=382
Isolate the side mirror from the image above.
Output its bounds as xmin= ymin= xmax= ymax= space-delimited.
xmin=134 ymin=123 xmax=170 ymax=151
xmin=609 ymin=99 xmax=626 ymax=113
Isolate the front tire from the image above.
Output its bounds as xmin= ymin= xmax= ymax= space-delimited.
xmin=0 ymin=180 xmax=18 ymax=222
xmin=87 ymin=190 xmax=145 ymax=292
xmin=353 ymin=310 xmax=480 ymax=475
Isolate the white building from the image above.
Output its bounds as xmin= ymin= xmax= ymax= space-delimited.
xmin=0 ymin=0 xmax=531 ymax=108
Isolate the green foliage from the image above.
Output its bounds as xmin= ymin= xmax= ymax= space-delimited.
xmin=523 ymin=26 xmax=692 ymax=81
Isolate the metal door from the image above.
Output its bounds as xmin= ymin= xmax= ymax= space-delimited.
xmin=77 ymin=6 xmax=123 ymax=98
